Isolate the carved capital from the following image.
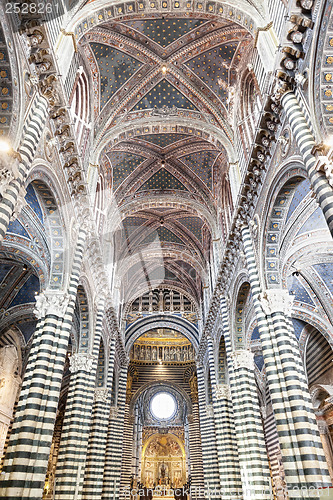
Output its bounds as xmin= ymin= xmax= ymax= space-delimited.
xmin=260 ymin=289 xmax=294 ymax=316
xmin=317 ymin=420 xmax=329 ymax=435
xmin=94 ymin=388 xmax=109 ymax=403
xmin=214 ymin=384 xmax=231 ymax=400
xmin=69 ymin=353 xmax=95 ymax=373
xmin=231 ymin=350 xmax=254 ymax=371
xmin=33 ymin=290 xmax=70 ymax=319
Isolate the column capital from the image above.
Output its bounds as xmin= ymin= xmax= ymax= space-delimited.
xmin=94 ymin=388 xmax=109 ymax=403
xmin=260 ymin=289 xmax=294 ymax=316
xmin=214 ymin=384 xmax=231 ymax=400
xmin=69 ymin=353 xmax=96 ymax=373
xmin=231 ymin=350 xmax=254 ymax=371
xmin=317 ymin=419 xmax=329 ymax=435
xmin=33 ymin=290 xmax=70 ymax=319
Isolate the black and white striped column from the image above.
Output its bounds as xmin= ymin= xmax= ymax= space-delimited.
xmin=102 ymin=365 xmax=128 ymax=500
xmin=207 ymin=337 xmax=242 ymax=498
xmin=82 ymin=337 xmax=116 ymax=499
xmin=196 ymin=363 xmax=220 ymax=499
xmin=0 ymin=228 xmax=87 ymax=499
xmin=241 ymin=224 xmax=331 ymax=497
xmin=0 ymin=94 xmax=49 ymax=241
xmin=220 ymin=299 xmax=271 ymax=499
xmin=281 ymin=91 xmax=333 ymax=236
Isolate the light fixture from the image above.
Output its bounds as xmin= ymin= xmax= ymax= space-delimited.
xmin=161 ymin=157 xmax=166 ymax=167
xmin=159 ymin=359 xmax=163 ymax=364
xmin=22 ymin=264 xmax=28 ymax=271
xmin=0 ymin=138 xmax=11 ymax=153
xmin=161 ymin=65 xmax=167 ymax=74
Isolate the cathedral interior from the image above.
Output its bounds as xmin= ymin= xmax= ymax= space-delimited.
xmin=1 ymin=0 xmax=333 ymax=498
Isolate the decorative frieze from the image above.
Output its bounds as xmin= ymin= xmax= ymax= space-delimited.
xmin=110 ymin=406 xmax=119 ymax=418
xmin=260 ymin=289 xmax=294 ymax=317
xmin=33 ymin=291 xmax=70 ymax=319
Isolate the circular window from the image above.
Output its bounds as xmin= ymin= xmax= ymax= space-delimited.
xmin=150 ymin=392 xmax=177 ymax=420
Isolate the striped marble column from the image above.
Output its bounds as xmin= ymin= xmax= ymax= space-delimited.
xmin=241 ymin=224 xmax=331 ymax=497
xmin=102 ymin=365 xmax=128 ymax=500
xmin=188 ymin=401 xmax=205 ymax=498
xmin=55 ymin=300 xmax=106 ymax=499
xmin=0 ymin=228 xmax=88 ymax=499
xmin=0 ymin=94 xmax=49 ymax=241
xmin=207 ymin=337 xmax=242 ymax=498
xmin=220 ymin=298 xmax=271 ymax=500
xmin=82 ymin=337 xmax=116 ymax=499
xmin=196 ymin=363 xmax=220 ymax=499
xmin=281 ymin=91 xmax=333 ymax=236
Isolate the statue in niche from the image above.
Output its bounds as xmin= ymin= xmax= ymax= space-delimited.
xmin=176 ymin=347 xmax=181 ymax=361
xmin=165 ymin=348 xmax=170 ymax=361
xmin=135 ymin=344 xmax=140 ymax=360
xmin=170 ymin=347 xmax=176 ymax=360
xmin=140 ymin=346 xmax=145 ymax=360
xmin=146 ymin=346 xmax=151 ymax=360
xmin=152 ymin=346 xmax=157 ymax=360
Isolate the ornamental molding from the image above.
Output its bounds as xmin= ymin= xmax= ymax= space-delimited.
xmin=33 ymin=291 xmax=70 ymax=319
xmin=215 ymin=384 xmax=231 ymax=400
xmin=69 ymin=353 xmax=96 ymax=373
xmin=231 ymin=350 xmax=254 ymax=371
xmin=94 ymin=388 xmax=109 ymax=403
xmin=260 ymin=289 xmax=294 ymax=317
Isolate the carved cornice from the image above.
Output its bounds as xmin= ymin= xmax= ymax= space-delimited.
xmin=33 ymin=290 xmax=70 ymax=319
xmin=260 ymin=289 xmax=294 ymax=317
xmin=69 ymin=353 xmax=96 ymax=373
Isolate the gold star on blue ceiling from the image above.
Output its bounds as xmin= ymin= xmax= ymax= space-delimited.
xmin=121 ymin=18 xmax=206 ymax=48
xmin=138 ymin=133 xmax=190 ymax=148
xmin=180 ymin=151 xmax=219 ymax=189
xmin=185 ymin=42 xmax=239 ymax=103
xmin=178 ymin=216 xmax=203 ymax=241
xmin=90 ymin=43 xmax=143 ymax=110
xmin=133 ymin=80 xmax=197 ymax=111
xmin=107 ymin=151 xmax=145 ymax=190
xmin=141 ymin=226 xmax=184 ymax=245
xmin=138 ymin=168 xmax=188 ymax=191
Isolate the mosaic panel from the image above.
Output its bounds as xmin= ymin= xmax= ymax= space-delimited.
xmin=297 ymin=207 xmax=329 ymax=236
xmin=180 ymin=150 xmax=219 ymax=189
xmin=121 ymin=18 xmax=206 ymax=47
xmin=133 ymin=79 xmax=197 ymax=111
xmin=16 ymin=319 xmax=37 ymax=342
xmin=7 ymin=220 xmax=30 ymax=239
xmin=10 ymin=274 xmax=40 ymax=308
xmin=90 ymin=43 xmax=142 ymax=109
xmin=286 ymin=178 xmax=311 ymax=222
xmin=287 ymin=275 xmax=315 ymax=306
xmin=25 ymin=184 xmax=43 ymax=223
xmin=178 ymin=216 xmax=203 ymax=240
xmin=139 ymin=168 xmax=187 ymax=191
xmin=291 ymin=318 xmax=307 ymax=340
xmin=251 ymin=326 xmax=260 ymax=340
xmin=313 ymin=263 xmax=333 ymax=295
xmin=107 ymin=151 xmax=145 ymax=190
xmin=137 ymin=133 xmax=189 ymax=147
xmin=254 ymin=354 xmax=264 ymax=371
xmin=185 ymin=42 xmax=239 ymax=103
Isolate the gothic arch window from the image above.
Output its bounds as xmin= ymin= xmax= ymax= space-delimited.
xmin=239 ymin=70 xmax=262 ymax=157
xmin=94 ymin=174 xmax=105 ymax=232
xmin=70 ymin=69 xmax=90 ymax=151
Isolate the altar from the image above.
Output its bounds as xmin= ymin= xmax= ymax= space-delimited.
xmin=142 ymin=433 xmax=186 ymax=489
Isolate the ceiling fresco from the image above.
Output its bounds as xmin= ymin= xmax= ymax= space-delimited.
xmin=81 ymin=13 xmax=253 ymax=304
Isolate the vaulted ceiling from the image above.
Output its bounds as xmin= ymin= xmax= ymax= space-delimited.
xmin=80 ymin=13 xmax=254 ymax=306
